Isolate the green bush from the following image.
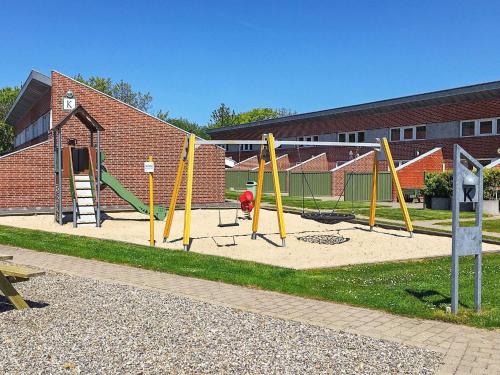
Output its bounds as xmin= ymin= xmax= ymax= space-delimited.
xmin=423 ymin=172 xmax=453 ymax=198
xmin=423 ymin=169 xmax=500 ymax=200
xmin=484 ymin=168 xmax=500 ymax=200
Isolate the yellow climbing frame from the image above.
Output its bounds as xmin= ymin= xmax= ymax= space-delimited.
xmin=251 ymin=134 xmax=286 ymax=246
xmin=163 ymin=134 xmax=412 ymax=251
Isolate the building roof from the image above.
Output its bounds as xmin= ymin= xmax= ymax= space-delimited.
xmin=4 ymin=70 xmax=51 ymax=124
xmin=207 ymin=80 xmax=500 ymax=135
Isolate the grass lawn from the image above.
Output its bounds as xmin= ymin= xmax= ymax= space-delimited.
xmin=0 ymin=224 xmax=499 ymax=329
xmin=434 ymin=219 xmax=500 ymax=233
xmin=226 ymin=191 xmax=478 ymax=221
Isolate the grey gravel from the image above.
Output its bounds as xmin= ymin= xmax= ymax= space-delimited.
xmin=0 ymin=274 xmax=443 ymax=374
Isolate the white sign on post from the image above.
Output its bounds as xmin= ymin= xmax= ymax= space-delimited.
xmin=144 ymin=161 xmax=155 ymax=173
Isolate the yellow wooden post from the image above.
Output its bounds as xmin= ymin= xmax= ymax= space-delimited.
xmin=163 ymin=136 xmax=187 ymax=241
xmin=381 ymin=137 xmax=414 ymax=236
xmin=183 ymin=134 xmax=196 ymax=251
xmin=267 ymin=133 xmax=286 ymax=246
xmin=369 ymin=150 xmax=378 ymax=230
xmin=148 ymin=156 xmax=155 ymax=247
xmin=251 ymin=135 xmax=267 ymax=240
xmin=0 ymin=272 xmax=29 ymax=309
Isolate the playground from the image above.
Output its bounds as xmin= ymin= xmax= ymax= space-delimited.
xmin=1 ymin=209 xmax=499 ymax=269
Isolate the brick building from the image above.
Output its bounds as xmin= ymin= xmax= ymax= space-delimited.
xmin=210 ymin=81 xmax=500 ymax=197
xmin=0 ymin=70 xmax=225 ymax=213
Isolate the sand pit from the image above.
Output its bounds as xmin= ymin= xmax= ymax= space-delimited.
xmin=0 ymin=209 xmax=498 ymax=269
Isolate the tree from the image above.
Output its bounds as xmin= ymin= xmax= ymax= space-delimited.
xmin=74 ymin=74 xmax=153 ymax=112
xmin=207 ymin=105 xmax=296 ymax=128
xmin=234 ymin=107 xmax=296 ymax=124
xmin=208 ymin=103 xmax=237 ymax=128
xmin=156 ymin=110 xmax=210 ymax=139
xmin=0 ymin=86 xmax=20 ymax=154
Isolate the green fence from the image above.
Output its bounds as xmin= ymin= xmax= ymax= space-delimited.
xmin=289 ymin=172 xmax=332 ymax=196
xmin=344 ymin=172 xmax=392 ymax=201
xmin=225 ymin=170 xmax=287 ymax=193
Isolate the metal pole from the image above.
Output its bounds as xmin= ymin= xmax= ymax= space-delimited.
xmin=96 ymin=130 xmax=101 ymax=227
xmin=73 ymin=199 xmax=77 ymax=228
xmin=58 ymin=130 xmax=63 ymax=225
xmin=149 ymin=156 xmax=155 ymax=247
xmin=451 ymin=144 xmax=460 ymax=314
xmin=474 ymin=164 xmax=484 ymax=312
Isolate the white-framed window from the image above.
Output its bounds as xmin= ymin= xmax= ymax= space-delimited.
xmin=390 ymin=125 xmax=426 ymax=141
xmin=338 ymin=131 xmax=365 ymax=143
xmin=296 ymin=135 xmax=319 ymax=147
xmin=240 ymin=144 xmax=253 ymax=151
xmin=461 ymin=118 xmax=498 ymax=137
xmin=13 ymin=111 xmax=51 ymax=147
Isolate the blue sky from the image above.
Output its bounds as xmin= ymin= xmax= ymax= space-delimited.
xmin=1 ymin=1 xmax=500 ymax=124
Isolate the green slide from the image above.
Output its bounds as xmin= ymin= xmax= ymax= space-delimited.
xmin=101 ymin=170 xmax=167 ymax=221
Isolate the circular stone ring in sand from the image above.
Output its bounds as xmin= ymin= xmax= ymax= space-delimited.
xmin=297 ymin=234 xmax=349 ymax=245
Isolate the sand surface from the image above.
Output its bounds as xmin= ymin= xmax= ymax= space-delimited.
xmin=0 ymin=209 xmax=498 ymax=269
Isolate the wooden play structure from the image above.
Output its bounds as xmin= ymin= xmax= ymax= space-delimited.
xmin=163 ymin=134 xmax=414 ymax=251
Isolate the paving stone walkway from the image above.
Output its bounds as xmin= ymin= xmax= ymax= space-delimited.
xmin=1 ymin=245 xmax=499 ymax=374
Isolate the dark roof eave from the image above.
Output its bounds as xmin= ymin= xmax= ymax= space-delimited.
xmin=207 ymin=80 xmax=500 ymax=134
xmin=4 ymin=70 xmax=52 ymax=124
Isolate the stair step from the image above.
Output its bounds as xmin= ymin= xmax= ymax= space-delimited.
xmin=77 ymin=214 xmax=96 ymax=224
xmin=78 ymin=206 xmax=95 ymax=215
xmin=76 ymin=190 xmax=93 ymax=198
xmin=74 ymin=175 xmax=91 ymax=181
xmin=77 ymin=223 xmax=97 ymax=227
xmin=75 ymin=181 xmax=91 ymax=189
xmin=77 ymin=198 xmax=94 ymax=206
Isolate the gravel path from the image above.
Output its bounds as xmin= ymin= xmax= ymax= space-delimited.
xmin=0 ymin=274 xmax=443 ymax=374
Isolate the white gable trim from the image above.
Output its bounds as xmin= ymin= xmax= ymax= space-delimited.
xmin=395 ymin=147 xmax=442 ymax=171
xmin=286 ymin=153 xmax=326 ymax=171
xmin=330 ymin=151 xmax=374 ymax=172
xmin=0 ymin=140 xmax=50 ymax=160
xmin=232 ymin=155 xmax=258 ymax=168
xmin=485 ymin=158 xmax=500 ymax=169
xmin=251 ymin=154 xmax=288 ymax=170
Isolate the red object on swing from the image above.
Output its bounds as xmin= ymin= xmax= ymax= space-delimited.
xmin=239 ymin=191 xmax=254 ymax=213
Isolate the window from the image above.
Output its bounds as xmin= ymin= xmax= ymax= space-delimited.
xmin=240 ymin=144 xmax=253 ymax=151
xmin=479 ymin=120 xmax=493 ymax=135
xmin=391 ymin=125 xmax=427 ymax=141
xmin=461 ymin=118 xmax=498 ymax=137
xmin=390 ymin=128 xmax=401 ymax=141
xmin=416 ymin=126 xmax=426 ymax=140
xmin=403 ymin=127 xmax=413 ymax=140
xmin=313 ymin=135 xmax=319 ymax=142
xmin=461 ymin=121 xmax=475 ymax=137
xmin=339 ymin=131 xmax=365 ymax=142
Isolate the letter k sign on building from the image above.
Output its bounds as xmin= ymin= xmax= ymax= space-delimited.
xmin=62 ymin=96 xmax=76 ymax=111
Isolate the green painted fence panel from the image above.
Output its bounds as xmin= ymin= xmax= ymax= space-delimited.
xmin=225 ymin=170 xmax=287 ymax=193
xmin=289 ymin=172 xmax=332 ymax=196
xmin=343 ymin=172 xmax=392 ymax=201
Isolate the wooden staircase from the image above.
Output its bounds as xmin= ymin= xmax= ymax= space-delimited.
xmin=74 ymin=175 xmax=97 ymax=225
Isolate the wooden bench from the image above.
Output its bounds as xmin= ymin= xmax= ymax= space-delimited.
xmin=0 ymin=256 xmax=45 ymax=310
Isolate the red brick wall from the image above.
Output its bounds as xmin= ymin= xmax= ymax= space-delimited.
xmin=0 ymin=141 xmax=53 ymax=208
xmin=50 ymin=72 xmax=224 ymax=207
xmin=232 ymin=155 xmax=258 ymax=170
xmin=264 ymin=154 xmax=290 ymax=171
xmin=331 ymin=152 xmax=375 ymax=196
xmin=393 ymin=148 xmax=444 ymax=199
xmin=288 ymin=153 xmax=329 ymax=172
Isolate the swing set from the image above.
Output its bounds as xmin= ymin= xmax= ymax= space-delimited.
xmin=162 ymin=133 xmax=413 ymax=251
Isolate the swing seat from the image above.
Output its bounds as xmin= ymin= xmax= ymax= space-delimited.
xmin=301 ymin=212 xmax=355 ymax=224
xmin=218 ymin=222 xmax=240 ymax=228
